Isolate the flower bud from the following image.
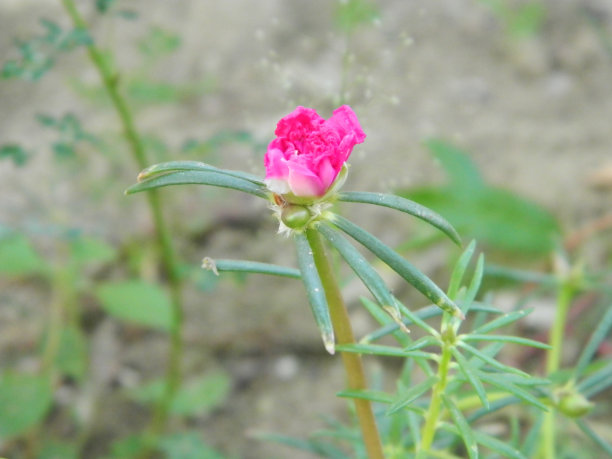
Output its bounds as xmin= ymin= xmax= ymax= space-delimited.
xmin=281 ymin=205 xmax=312 ymax=229
xmin=557 ymin=391 xmax=593 ymax=418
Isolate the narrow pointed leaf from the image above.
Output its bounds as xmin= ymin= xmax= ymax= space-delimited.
xmin=575 ymin=301 xmax=612 ymax=379
xmin=202 ymin=258 xmax=300 ymax=279
xmin=337 ymin=191 xmax=461 ymax=245
xmin=463 ymin=334 xmax=550 ymax=349
xmin=387 ymin=375 xmax=438 ymax=414
xmin=578 ymin=361 xmax=612 ymax=397
xmin=442 ymin=394 xmax=478 ymax=459
xmin=472 ymin=309 xmax=533 ymax=335
xmin=484 ymin=264 xmax=557 ymax=286
xmin=294 ymin=233 xmax=335 ymax=354
xmin=331 ymin=213 xmax=463 ymax=318
xmin=463 ymin=253 xmax=484 ymax=311
xmin=318 ymin=223 xmax=399 ymax=315
xmin=359 ymin=297 xmax=411 ymax=347
xmin=126 ymin=170 xmax=268 ymax=198
xmin=458 ymin=342 xmax=529 ymax=377
xmin=335 ymin=343 xmax=437 ymax=360
xmin=137 ymin=160 xmax=265 ymax=185
xmin=396 ymin=302 xmax=439 ymax=336
xmin=336 ymin=389 xmax=394 ymax=404
xmin=576 ymin=418 xmax=612 ymax=457
xmin=450 ymin=347 xmax=489 ymax=409
xmin=521 ymin=412 xmax=544 ymax=457
xmin=477 ymin=372 xmax=548 ymax=410
xmin=448 ymin=240 xmax=476 ymax=300
xmin=473 ymin=431 xmax=527 ymax=459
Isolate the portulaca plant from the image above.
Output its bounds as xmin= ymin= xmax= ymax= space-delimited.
xmin=128 ymin=106 xmax=548 ymax=458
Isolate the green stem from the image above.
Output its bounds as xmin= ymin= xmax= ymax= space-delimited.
xmin=60 ymin=0 xmax=184 ymax=442
xmin=418 ymin=330 xmax=452 ymax=457
xmin=306 ymin=229 xmax=384 ymax=459
xmin=541 ymin=282 xmax=575 ymax=459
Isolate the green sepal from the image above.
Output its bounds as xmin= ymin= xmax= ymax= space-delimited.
xmin=330 ymin=213 xmax=463 ymax=319
xmin=338 ymin=190 xmax=461 ymax=245
xmin=294 ymin=233 xmax=335 ymax=354
xmin=126 ymin=170 xmax=268 ymax=198
xmin=318 ymin=223 xmax=400 ymax=316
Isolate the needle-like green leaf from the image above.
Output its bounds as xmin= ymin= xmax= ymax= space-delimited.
xmin=126 ymin=170 xmax=268 ymax=198
xmin=473 ymin=431 xmax=527 ymax=459
xmin=330 ymin=213 xmax=463 ymax=319
xmin=477 ymin=372 xmax=548 ymax=411
xmin=201 ymin=258 xmax=301 ymax=278
xmin=472 ymin=309 xmax=533 ymax=335
xmin=576 ymin=418 xmax=612 ymax=457
xmin=462 ymin=334 xmax=550 ymax=349
xmin=336 ymin=389 xmax=394 ymax=404
xmin=318 ymin=223 xmax=399 ymax=316
xmin=387 ymin=375 xmax=438 ymax=415
xmin=575 ymin=301 xmax=612 ymax=379
xmin=448 ymin=240 xmax=477 ymax=300
xmin=442 ymin=394 xmax=478 ymax=459
xmin=137 ymin=160 xmax=265 ymax=185
xmin=335 ymin=343 xmax=437 ymax=360
xmin=457 ymin=342 xmax=529 ymax=377
xmin=451 ymin=347 xmax=489 ymax=409
xmin=294 ymin=233 xmax=335 ymax=354
xmin=337 ymin=191 xmax=461 ymax=245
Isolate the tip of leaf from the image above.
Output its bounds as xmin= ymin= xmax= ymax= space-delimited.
xmin=323 ymin=332 xmax=335 ymax=355
xmin=137 ymin=165 xmax=158 ymax=182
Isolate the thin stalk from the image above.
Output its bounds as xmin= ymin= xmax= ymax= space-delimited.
xmin=60 ymin=0 xmax=184 ymax=442
xmin=306 ymin=229 xmax=384 ymax=459
xmin=417 ymin=328 xmax=453 ymax=458
xmin=541 ymin=282 xmax=575 ymax=459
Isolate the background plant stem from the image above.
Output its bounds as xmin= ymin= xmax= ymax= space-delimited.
xmin=306 ymin=229 xmax=385 ymax=459
xmin=60 ymin=0 xmax=184 ymax=442
xmin=541 ymin=281 xmax=575 ymax=459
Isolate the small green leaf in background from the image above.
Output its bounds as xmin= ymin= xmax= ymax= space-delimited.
xmin=400 ymin=139 xmax=560 ymax=256
xmin=2 ymin=19 xmax=92 ymax=81
xmin=0 ymin=372 xmax=52 ymax=439
xmin=0 ymin=233 xmax=47 ymax=276
xmin=69 ymin=235 xmax=117 ymax=266
xmin=107 ymin=434 xmax=151 ymax=459
xmin=0 ymin=144 xmax=30 ymax=166
xmin=95 ymin=0 xmax=116 ymax=13
xmin=53 ymin=326 xmax=88 ymax=382
xmin=38 ymin=440 xmax=79 ymax=459
xmin=129 ymin=370 xmax=231 ymax=417
xmin=138 ymin=26 xmax=181 ymax=58
xmin=334 ymin=0 xmax=380 ymax=34
xmin=95 ymin=280 xmax=172 ymax=331
xmin=159 ymin=432 xmax=225 ymax=459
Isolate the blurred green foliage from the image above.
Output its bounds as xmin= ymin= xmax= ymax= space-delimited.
xmin=2 ymin=19 xmax=91 ymax=81
xmin=400 ymin=139 xmax=560 ymax=256
xmin=334 ymin=0 xmax=380 ymax=35
xmin=0 ymin=372 xmax=52 ymax=438
xmin=0 ymin=144 xmax=30 ymax=166
xmin=478 ymin=0 xmax=546 ymax=39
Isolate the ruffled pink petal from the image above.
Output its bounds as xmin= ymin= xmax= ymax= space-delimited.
xmin=328 ymin=105 xmax=366 ymax=145
xmin=264 ymin=146 xmax=289 ymax=180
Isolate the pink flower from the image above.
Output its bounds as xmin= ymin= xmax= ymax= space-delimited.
xmin=264 ymin=105 xmax=366 ymax=198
